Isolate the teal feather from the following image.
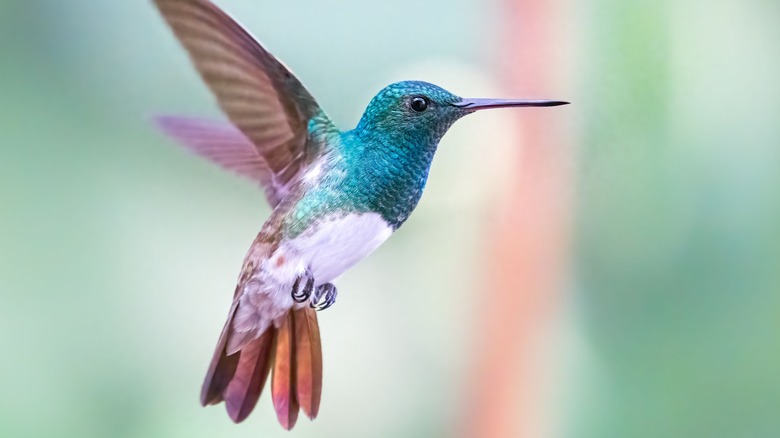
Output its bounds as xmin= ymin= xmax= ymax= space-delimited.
xmin=283 ymin=81 xmax=467 ymax=235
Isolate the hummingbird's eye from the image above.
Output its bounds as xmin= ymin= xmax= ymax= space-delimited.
xmin=410 ymin=96 xmax=429 ymax=112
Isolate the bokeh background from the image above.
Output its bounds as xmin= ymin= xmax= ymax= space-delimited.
xmin=1 ymin=0 xmax=778 ymax=437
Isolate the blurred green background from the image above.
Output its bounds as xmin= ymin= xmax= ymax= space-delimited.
xmin=1 ymin=0 xmax=778 ymax=437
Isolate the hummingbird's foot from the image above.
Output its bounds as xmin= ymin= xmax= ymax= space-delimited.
xmin=291 ymin=269 xmax=315 ymax=303
xmin=311 ymin=283 xmax=338 ymax=311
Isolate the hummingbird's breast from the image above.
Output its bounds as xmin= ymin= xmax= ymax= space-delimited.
xmin=268 ymin=212 xmax=392 ymax=285
xmin=252 ymin=131 xmax=434 ymax=294
xmin=234 ymin=199 xmax=393 ymax=338
xmin=322 ymin=132 xmax=435 ymax=230
xmin=231 ymin=142 xmax=424 ymax=336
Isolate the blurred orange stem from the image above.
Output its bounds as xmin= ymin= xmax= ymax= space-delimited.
xmin=459 ymin=1 xmax=572 ymax=437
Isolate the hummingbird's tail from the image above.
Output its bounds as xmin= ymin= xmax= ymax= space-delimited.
xmin=200 ymin=307 xmax=323 ymax=429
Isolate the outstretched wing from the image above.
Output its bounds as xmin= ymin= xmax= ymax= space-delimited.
xmin=154 ymin=0 xmax=332 ymax=206
xmin=154 ymin=115 xmax=295 ymax=204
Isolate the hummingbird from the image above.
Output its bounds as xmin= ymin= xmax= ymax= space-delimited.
xmin=152 ymin=0 xmax=568 ymax=430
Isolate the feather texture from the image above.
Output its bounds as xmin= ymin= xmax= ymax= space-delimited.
xmin=199 ymin=302 xmax=325 ymax=428
xmin=200 ymin=302 xmax=241 ymax=406
xmin=153 ymin=0 xmax=331 ymax=206
xmin=271 ymin=311 xmax=300 ymax=430
xmin=153 ymin=116 xmax=291 ymax=204
xmin=223 ymin=330 xmax=274 ymax=423
xmin=294 ymin=307 xmax=323 ymax=419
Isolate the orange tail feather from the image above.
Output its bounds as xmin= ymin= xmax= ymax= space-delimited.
xmin=201 ymin=307 xmax=323 ymax=429
xmin=224 ymin=330 xmax=274 ymax=423
xmin=272 ymin=311 xmax=300 ymax=429
xmin=294 ymin=308 xmax=323 ymax=419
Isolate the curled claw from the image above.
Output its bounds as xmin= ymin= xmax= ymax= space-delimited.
xmin=311 ymin=283 xmax=338 ymax=311
xmin=292 ymin=270 xmax=315 ymax=303
xmin=316 ymin=293 xmax=337 ymax=311
xmin=309 ymin=284 xmax=325 ymax=305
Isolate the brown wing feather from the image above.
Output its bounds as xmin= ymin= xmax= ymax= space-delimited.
xmin=154 ymin=0 xmax=331 ymax=206
xmin=154 ymin=116 xmax=292 ymax=204
xmin=155 ymin=0 xmax=326 ymax=428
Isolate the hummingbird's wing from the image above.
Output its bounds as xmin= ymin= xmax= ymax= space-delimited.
xmin=154 ymin=0 xmax=331 ymax=207
xmin=154 ymin=1 xmax=326 ymax=426
xmin=153 ymin=115 xmax=288 ymax=204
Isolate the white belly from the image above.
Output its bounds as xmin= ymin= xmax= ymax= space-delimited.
xmin=264 ymin=212 xmax=393 ymax=288
xmin=232 ymin=213 xmax=392 ymax=345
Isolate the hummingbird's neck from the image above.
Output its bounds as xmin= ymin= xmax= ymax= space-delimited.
xmin=335 ymin=127 xmax=441 ymax=228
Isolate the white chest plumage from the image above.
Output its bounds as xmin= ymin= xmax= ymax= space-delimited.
xmin=239 ymin=213 xmax=392 ymax=327
xmin=266 ymin=212 xmax=393 ymax=286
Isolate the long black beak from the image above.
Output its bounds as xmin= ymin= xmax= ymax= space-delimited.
xmin=454 ymin=98 xmax=569 ymax=110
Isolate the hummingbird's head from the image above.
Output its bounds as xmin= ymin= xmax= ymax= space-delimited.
xmin=355 ymin=80 xmax=568 ymax=150
xmin=355 ymin=81 xmax=465 ymax=147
